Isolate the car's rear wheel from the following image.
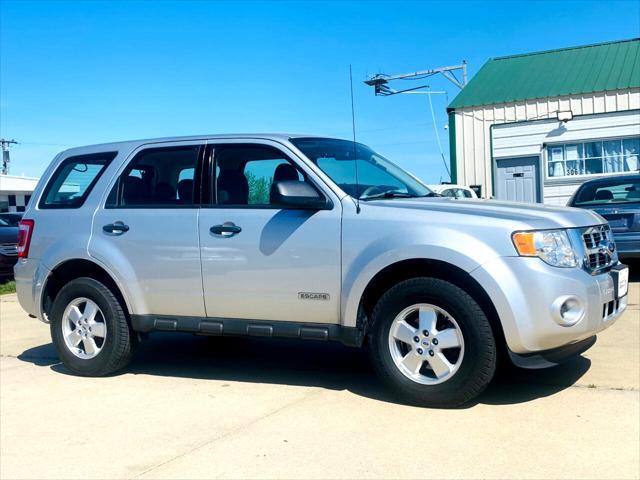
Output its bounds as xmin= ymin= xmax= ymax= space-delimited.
xmin=368 ymin=277 xmax=496 ymax=407
xmin=50 ymin=277 xmax=136 ymax=376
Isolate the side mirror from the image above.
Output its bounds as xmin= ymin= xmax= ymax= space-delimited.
xmin=271 ymin=180 xmax=330 ymax=210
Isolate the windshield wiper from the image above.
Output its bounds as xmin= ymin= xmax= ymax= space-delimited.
xmin=361 ymin=191 xmax=434 ymax=201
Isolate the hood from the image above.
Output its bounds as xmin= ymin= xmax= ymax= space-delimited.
xmin=363 ymin=197 xmax=604 ymax=230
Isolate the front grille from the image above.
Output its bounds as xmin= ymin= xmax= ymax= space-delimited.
xmin=0 ymin=243 xmax=18 ymax=256
xmin=583 ymin=230 xmax=602 ymax=249
xmin=581 ymin=225 xmax=616 ymax=273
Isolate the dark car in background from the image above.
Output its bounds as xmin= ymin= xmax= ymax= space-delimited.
xmin=568 ymin=174 xmax=640 ymax=259
xmin=0 ymin=213 xmax=23 ymax=227
xmin=0 ymin=213 xmax=22 ymax=278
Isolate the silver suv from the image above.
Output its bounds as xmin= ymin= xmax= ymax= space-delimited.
xmin=14 ymin=135 xmax=629 ymax=407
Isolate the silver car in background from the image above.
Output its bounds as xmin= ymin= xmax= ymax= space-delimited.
xmin=426 ymin=184 xmax=479 ymax=199
xmin=14 ymin=134 xmax=629 ymax=407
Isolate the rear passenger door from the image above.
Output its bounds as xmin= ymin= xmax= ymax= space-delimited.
xmin=89 ymin=141 xmax=206 ymax=317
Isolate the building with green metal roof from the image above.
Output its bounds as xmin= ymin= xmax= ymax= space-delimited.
xmin=447 ymin=38 xmax=640 ymax=204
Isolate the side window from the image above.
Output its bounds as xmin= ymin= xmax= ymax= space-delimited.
xmin=450 ymin=188 xmax=471 ymax=199
xmin=442 ymin=189 xmax=456 ymax=198
xmin=244 ymin=159 xmax=303 ymax=204
xmin=214 ymin=146 xmax=304 ymax=206
xmin=40 ymin=152 xmax=117 ymax=209
xmin=460 ymin=189 xmax=473 ymax=198
xmin=107 ymin=146 xmax=200 ymax=207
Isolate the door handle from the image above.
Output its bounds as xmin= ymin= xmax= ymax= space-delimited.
xmin=210 ymin=223 xmax=242 ymax=236
xmin=103 ymin=222 xmax=130 ymax=235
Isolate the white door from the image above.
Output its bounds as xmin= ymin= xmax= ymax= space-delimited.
xmin=198 ymin=142 xmax=342 ymax=324
xmin=496 ymin=156 xmax=540 ymax=203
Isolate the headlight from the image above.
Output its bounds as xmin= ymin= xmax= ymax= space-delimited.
xmin=512 ymin=229 xmax=578 ymax=268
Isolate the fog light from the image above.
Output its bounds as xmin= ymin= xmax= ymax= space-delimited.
xmin=551 ymin=295 xmax=585 ymax=326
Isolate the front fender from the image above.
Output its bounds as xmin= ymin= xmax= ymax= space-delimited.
xmin=340 ymin=231 xmax=501 ymax=327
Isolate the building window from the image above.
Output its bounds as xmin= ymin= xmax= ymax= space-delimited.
xmin=546 ymin=136 xmax=639 ymax=179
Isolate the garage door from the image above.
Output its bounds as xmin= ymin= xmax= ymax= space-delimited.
xmin=496 ymin=156 xmax=540 ymax=203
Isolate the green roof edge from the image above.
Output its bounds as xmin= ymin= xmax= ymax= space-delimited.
xmin=448 ymin=38 xmax=640 ymax=111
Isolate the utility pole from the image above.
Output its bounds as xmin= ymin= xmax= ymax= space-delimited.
xmin=364 ymin=62 xmax=468 ymax=180
xmin=364 ymin=61 xmax=468 ymax=95
xmin=0 ymin=139 xmax=18 ymax=175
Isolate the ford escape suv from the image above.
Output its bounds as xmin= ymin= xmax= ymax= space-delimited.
xmin=14 ymin=134 xmax=629 ymax=407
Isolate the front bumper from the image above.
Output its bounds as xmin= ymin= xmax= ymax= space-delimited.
xmin=471 ymin=256 xmax=627 ymax=354
xmin=508 ymin=335 xmax=597 ymax=369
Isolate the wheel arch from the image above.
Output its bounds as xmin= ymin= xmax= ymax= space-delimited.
xmin=357 ymin=258 xmax=507 ymax=350
xmin=42 ymin=258 xmax=131 ymax=320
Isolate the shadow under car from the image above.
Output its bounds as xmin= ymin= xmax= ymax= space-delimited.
xmin=18 ymin=332 xmax=592 ymax=409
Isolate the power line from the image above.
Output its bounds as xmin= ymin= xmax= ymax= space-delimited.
xmin=427 ymin=89 xmax=450 ymax=177
xmin=13 ymin=141 xmax=70 ymax=147
xmin=358 ymin=121 xmax=433 ymax=134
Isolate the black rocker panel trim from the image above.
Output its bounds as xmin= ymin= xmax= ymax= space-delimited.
xmin=130 ymin=314 xmax=363 ymax=347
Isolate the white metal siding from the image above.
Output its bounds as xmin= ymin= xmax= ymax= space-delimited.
xmin=493 ymin=109 xmax=640 ymax=158
xmin=491 ymin=109 xmax=640 ymax=205
xmin=542 ymin=184 xmax=582 ymax=206
xmin=452 ymin=87 xmax=640 ymax=198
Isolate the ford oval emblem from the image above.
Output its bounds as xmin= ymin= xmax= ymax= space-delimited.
xmin=599 ymin=240 xmax=616 ymax=254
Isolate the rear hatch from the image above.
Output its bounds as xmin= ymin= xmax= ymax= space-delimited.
xmin=570 ymin=176 xmax=640 ymax=235
xmin=589 ymin=204 xmax=640 ymax=234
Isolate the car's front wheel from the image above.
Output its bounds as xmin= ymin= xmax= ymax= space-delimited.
xmin=50 ymin=277 xmax=136 ymax=376
xmin=368 ymin=277 xmax=496 ymax=407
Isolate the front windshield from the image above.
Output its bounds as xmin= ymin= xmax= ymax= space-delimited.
xmin=290 ymin=137 xmax=433 ymax=200
xmin=574 ymin=178 xmax=640 ymax=206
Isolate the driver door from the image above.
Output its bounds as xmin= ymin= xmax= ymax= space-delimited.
xmin=198 ymin=140 xmax=342 ymax=324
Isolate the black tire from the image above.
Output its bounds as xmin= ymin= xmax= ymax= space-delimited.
xmin=368 ymin=277 xmax=496 ymax=408
xmin=50 ymin=277 xmax=137 ymax=376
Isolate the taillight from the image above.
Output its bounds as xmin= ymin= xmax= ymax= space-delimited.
xmin=17 ymin=219 xmax=35 ymax=258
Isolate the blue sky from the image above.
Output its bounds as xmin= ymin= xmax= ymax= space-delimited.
xmin=1 ymin=0 xmax=639 ymax=181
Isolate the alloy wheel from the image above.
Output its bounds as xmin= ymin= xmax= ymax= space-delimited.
xmin=387 ymin=303 xmax=465 ymax=385
xmin=61 ymin=297 xmax=107 ymax=360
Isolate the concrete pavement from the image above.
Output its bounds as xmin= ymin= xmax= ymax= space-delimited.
xmin=0 ymin=283 xmax=638 ymax=479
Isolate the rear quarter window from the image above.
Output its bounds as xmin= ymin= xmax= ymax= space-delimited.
xmin=40 ymin=152 xmax=117 ymax=209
